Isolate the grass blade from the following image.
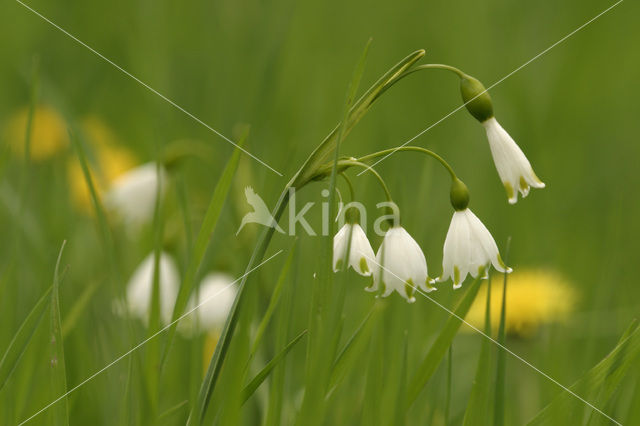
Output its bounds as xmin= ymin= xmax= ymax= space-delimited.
xmin=326 ymin=302 xmax=384 ymax=396
xmin=0 ymin=285 xmax=51 ymax=391
xmin=48 ymin=241 xmax=69 ymax=426
xmin=528 ymin=320 xmax=640 ymax=425
xmin=463 ymin=277 xmax=494 ymax=426
xmin=493 ymin=267 xmax=509 ymax=426
xmin=241 ymin=330 xmax=307 ymax=404
xmin=407 ymin=272 xmax=485 ymax=407
xmin=249 ymin=239 xmax=297 ymax=359
xmin=298 ymin=38 xmax=371 ymax=426
xmin=161 ymin=130 xmax=246 ymax=368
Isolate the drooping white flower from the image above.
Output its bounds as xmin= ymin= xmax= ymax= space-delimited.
xmin=126 ymin=252 xmax=179 ymax=324
xmin=483 ymin=117 xmax=545 ymax=204
xmin=366 ymin=226 xmax=435 ymax=303
xmin=104 ymin=162 xmax=166 ymax=229
xmin=439 ymin=208 xmax=511 ymax=289
xmin=188 ymin=273 xmax=237 ymax=331
xmin=333 ymin=223 xmax=376 ymax=276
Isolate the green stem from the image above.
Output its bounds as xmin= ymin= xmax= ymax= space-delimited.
xmin=339 ymin=172 xmax=355 ymax=202
xmin=357 ymin=146 xmax=457 ymax=180
xmin=402 ymin=63 xmax=466 ymax=79
xmin=342 ymin=161 xmax=393 ymax=202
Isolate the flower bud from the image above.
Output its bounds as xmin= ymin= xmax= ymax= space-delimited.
xmin=460 ymin=75 xmax=494 ymax=123
xmin=450 ymin=178 xmax=470 ymax=211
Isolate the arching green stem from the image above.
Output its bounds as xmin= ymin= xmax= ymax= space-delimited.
xmin=401 ymin=63 xmax=466 ymax=79
xmin=339 ymin=172 xmax=355 ymax=202
xmin=340 ymin=161 xmax=393 ymax=202
xmin=357 ymin=146 xmax=457 ymax=180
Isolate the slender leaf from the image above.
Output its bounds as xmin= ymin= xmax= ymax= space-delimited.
xmin=299 ymin=38 xmax=372 ymax=426
xmin=407 ymin=272 xmax=485 ymax=406
xmin=463 ymin=278 xmax=494 ymax=426
xmin=241 ymin=330 xmax=307 ymax=404
xmin=161 ymin=130 xmax=246 ymax=369
xmin=494 ymin=268 xmax=509 ymax=426
xmin=327 ymin=302 xmax=383 ymax=395
xmin=0 ymin=286 xmax=52 ymax=391
xmin=48 ymin=241 xmax=69 ymax=426
xmin=249 ymin=240 xmax=297 ymax=358
xmin=528 ymin=320 xmax=640 ymax=425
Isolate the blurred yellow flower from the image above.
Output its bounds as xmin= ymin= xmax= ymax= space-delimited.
xmin=4 ymin=105 xmax=68 ymax=160
xmin=465 ymin=269 xmax=576 ymax=337
xmin=203 ymin=332 xmax=220 ymax=374
xmin=67 ymin=116 xmax=137 ymax=212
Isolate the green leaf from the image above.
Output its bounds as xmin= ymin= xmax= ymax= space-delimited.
xmin=326 ymin=302 xmax=383 ymax=396
xmin=0 ymin=286 xmax=52 ymax=391
xmin=241 ymin=330 xmax=307 ymax=404
xmin=463 ymin=278 xmax=494 ymax=426
xmin=298 ymin=39 xmax=371 ymax=426
xmin=493 ymin=270 xmax=509 ymax=426
xmin=407 ymin=272 xmax=485 ymax=406
xmin=161 ymin=129 xmax=247 ymax=369
xmin=527 ymin=320 xmax=640 ymax=425
xmin=249 ymin=240 xmax=297 ymax=359
xmin=291 ymin=48 xmax=425 ymax=188
xmin=48 ymin=241 xmax=69 ymax=426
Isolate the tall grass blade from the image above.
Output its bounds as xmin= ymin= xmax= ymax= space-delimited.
xmin=298 ymin=38 xmax=371 ymax=426
xmin=463 ymin=277 xmax=493 ymax=426
xmin=494 ymin=264 xmax=510 ymax=426
xmin=249 ymin=240 xmax=297 ymax=359
xmin=407 ymin=272 xmax=485 ymax=406
xmin=528 ymin=320 xmax=640 ymax=425
xmin=241 ymin=330 xmax=307 ymax=404
xmin=48 ymin=241 xmax=69 ymax=426
xmin=161 ymin=131 xmax=246 ymax=369
xmin=327 ymin=302 xmax=383 ymax=396
xmin=0 ymin=286 xmax=51 ymax=391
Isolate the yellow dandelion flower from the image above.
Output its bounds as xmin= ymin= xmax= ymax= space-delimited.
xmin=464 ymin=269 xmax=576 ymax=337
xmin=67 ymin=117 xmax=137 ymax=212
xmin=4 ymin=105 xmax=68 ymax=160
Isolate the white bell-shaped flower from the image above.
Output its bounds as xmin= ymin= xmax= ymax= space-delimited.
xmin=126 ymin=252 xmax=179 ymax=324
xmin=189 ymin=273 xmax=237 ymax=331
xmin=439 ymin=208 xmax=511 ymax=289
xmin=366 ymin=226 xmax=435 ymax=303
xmin=483 ymin=117 xmax=545 ymax=204
xmin=104 ymin=162 xmax=166 ymax=229
xmin=333 ymin=223 xmax=376 ymax=276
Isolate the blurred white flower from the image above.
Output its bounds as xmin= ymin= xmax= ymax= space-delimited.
xmin=188 ymin=273 xmax=237 ymax=332
xmin=366 ymin=226 xmax=435 ymax=303
xmin=104 ymin=162 xmax=166 ymax=229
xmin=438 ymin=208 xmax=511 ymax=289
xmin=126 ymin=252 xmax=179 ymax=324
xmin=483 ymin=117 xmax=545 ymax=204
xmin=333 ymin=223 xmax=375 ymax=276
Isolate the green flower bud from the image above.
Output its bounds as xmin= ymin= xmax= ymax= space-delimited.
xmin=460 ymin=75 xmax=494 ymax=123
xmin=345 ymin=205 xmax=361 ymax=224
xmin=450 ymin=178 xmax=470 ymax=211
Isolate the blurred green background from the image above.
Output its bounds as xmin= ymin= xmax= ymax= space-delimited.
xmin=1 ymin=0 xmax=639 ymax=424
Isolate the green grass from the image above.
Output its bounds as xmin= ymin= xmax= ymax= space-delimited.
xmin=2 ymin=0 xmax=640 ymax=424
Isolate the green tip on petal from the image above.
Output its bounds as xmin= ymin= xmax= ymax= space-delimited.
xmin=519 ymin=176 xmax=529 ymax=192
xmin=497 ymin=254 xmax=513 ymax=273
xmin=359 ymin=257 xmax=369 ymax=274
xmin=504 ymin=182 xmax=515 ymax=200
xmin=405 ymin=279 xmax=416 ymax=302
xmin=335 ymin=258 xmax=344 ymax=271
xmin=453 ymin=266 xmax=461 ymax=286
